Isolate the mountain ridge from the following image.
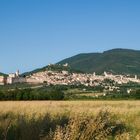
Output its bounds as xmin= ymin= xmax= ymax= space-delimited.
xmin=12 ymin=48 xmax=140 ymax=76
xmin=58 ymin=48 xmax=140 ymax=75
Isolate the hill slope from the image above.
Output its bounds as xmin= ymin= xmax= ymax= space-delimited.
xmin=0 ymin=72 xmax=7 ymax=76
xmin=58 ymin=49 xmax=140 ymax=74
xmin=22 ymin=64 xmax=83 ymax=76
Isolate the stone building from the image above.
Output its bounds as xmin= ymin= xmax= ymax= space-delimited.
xmin=6 ymin=70 xmax=26 ymax=84
xmin=0 ymin=76 xmax=6 ymax=85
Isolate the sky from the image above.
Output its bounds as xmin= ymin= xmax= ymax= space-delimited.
xmin=0 ymin=0 xmax=140 ymax=73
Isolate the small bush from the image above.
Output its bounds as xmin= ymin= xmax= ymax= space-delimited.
xmin=48 ymin=111 xmax=126 ymax=140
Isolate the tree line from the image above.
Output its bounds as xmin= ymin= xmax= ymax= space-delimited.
xmin=0 ymin=87 xmax=64 ymax=100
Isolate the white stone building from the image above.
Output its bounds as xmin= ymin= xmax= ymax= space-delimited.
xmin=0 ymin=76 xmax=6 ymax=85
xmin=6 ymin=70 xmax=26 ymax=84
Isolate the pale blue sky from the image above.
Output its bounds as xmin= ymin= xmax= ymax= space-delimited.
xmin=0 ymin=0 xmax=140 ymax=73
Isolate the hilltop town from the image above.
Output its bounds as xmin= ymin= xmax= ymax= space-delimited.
xmin=0 ymin=64 xmax=140 ymax=89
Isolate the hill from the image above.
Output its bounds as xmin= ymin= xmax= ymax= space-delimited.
xmin=22 ymin=64 xmax=83 ymax=76
xmin=58 ymin=48 xmax=140 ymax=75
xmin=0 ymin=72 xmax=7 ymax=76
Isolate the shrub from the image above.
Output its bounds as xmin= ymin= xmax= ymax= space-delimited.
xmin=49 ymin=111 xmax=126 ymax=140
xmin=0 ymin=111 xmax=127 ymax=140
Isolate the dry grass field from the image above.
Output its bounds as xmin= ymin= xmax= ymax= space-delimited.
xmin=0 ymin=101 xmax=140 ymax=140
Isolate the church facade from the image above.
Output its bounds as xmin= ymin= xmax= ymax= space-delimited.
xmin=0 ymin=70 xmax=26 ymax=85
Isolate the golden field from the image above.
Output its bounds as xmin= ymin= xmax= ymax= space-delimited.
xmin=1 ymin=101 xmax=140 ymax=120
xmin=0 ymin=101 xmax=140 ymax=140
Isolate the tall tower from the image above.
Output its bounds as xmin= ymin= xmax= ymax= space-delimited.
xmin=135 ymin=75 xmax=137 ymax=80
xmin=104 ymin=71 xmax=108 ymax=77
xmin=16 ymin=70 xmax=20 ymax=77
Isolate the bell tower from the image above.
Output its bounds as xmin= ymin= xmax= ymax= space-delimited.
xmin=16 ymin=70 xmax=20 ymax=77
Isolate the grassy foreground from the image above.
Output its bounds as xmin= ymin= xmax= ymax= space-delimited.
xmin=0 ymin=101 xmax=140 ymax=140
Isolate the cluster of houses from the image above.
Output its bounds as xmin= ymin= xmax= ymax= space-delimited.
xmin=0 ymin=68 xmax=140 ymax=87
xmin=26 ymin=70 xmax=140 ymax=86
